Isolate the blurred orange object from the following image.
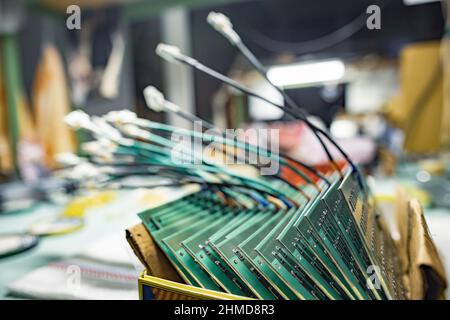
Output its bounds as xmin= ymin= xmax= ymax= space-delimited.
xmin=33 ymin=44 xmax=76 ymax=168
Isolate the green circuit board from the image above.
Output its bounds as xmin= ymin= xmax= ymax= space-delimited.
xmin=137 ymin=168 xmax=405 ymax=300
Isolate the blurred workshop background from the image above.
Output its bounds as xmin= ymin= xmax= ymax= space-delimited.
xmin=0 ymin=0 xmax=450 ymax=299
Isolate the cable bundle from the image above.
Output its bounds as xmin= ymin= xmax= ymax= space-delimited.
xmin=63 ymin=12 xmax=406 ymax=300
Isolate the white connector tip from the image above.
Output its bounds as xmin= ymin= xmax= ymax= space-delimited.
xmin=92 ymin=117 xmax=123 ymax=142
xmin=207 ymin=11 xmax=240 ymax=44
xmin=55 ymin=152 xmax=84 ymax=167
xmin=207 ymin=12 xmax=232 ymax=32
xmin=120 ymin=124 xmax=150 ymax=141
xmin=156 ymin=43 xmax=182 ymax=63
xmin=64 ymin=110 xmax=91 ymax=129
xmin=81 ymin=138 xmax=117 ymax=155
xmin=143 ymin=86 xmax=166 ymax=112
xmin=58 ymin=162 xmax=102 ymax=180
xmin=104 ymin=110 xmax=138 ymax=125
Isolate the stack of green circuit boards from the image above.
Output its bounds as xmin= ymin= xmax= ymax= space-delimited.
xmin=138 ymin=168 xmax=406 ymax=300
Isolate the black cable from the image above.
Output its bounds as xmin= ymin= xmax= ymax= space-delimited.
xmin=173 ymin=54 xmax=359 ymax=177
xmin=239 ymin=0 xmax=392 ymax=54
xmin=204 ymin=14 xmax=355 ymax=175
xmin=235 ymin=40 xmax=341 ymax=174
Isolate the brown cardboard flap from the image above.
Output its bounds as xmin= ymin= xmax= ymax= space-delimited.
xmin=126 ymin=223 xmax=183 ymax=283
xmin=394 ymin=187 xmax=410 ymax=275
xmin=407 ymin=200 xmax=447 ymax=299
